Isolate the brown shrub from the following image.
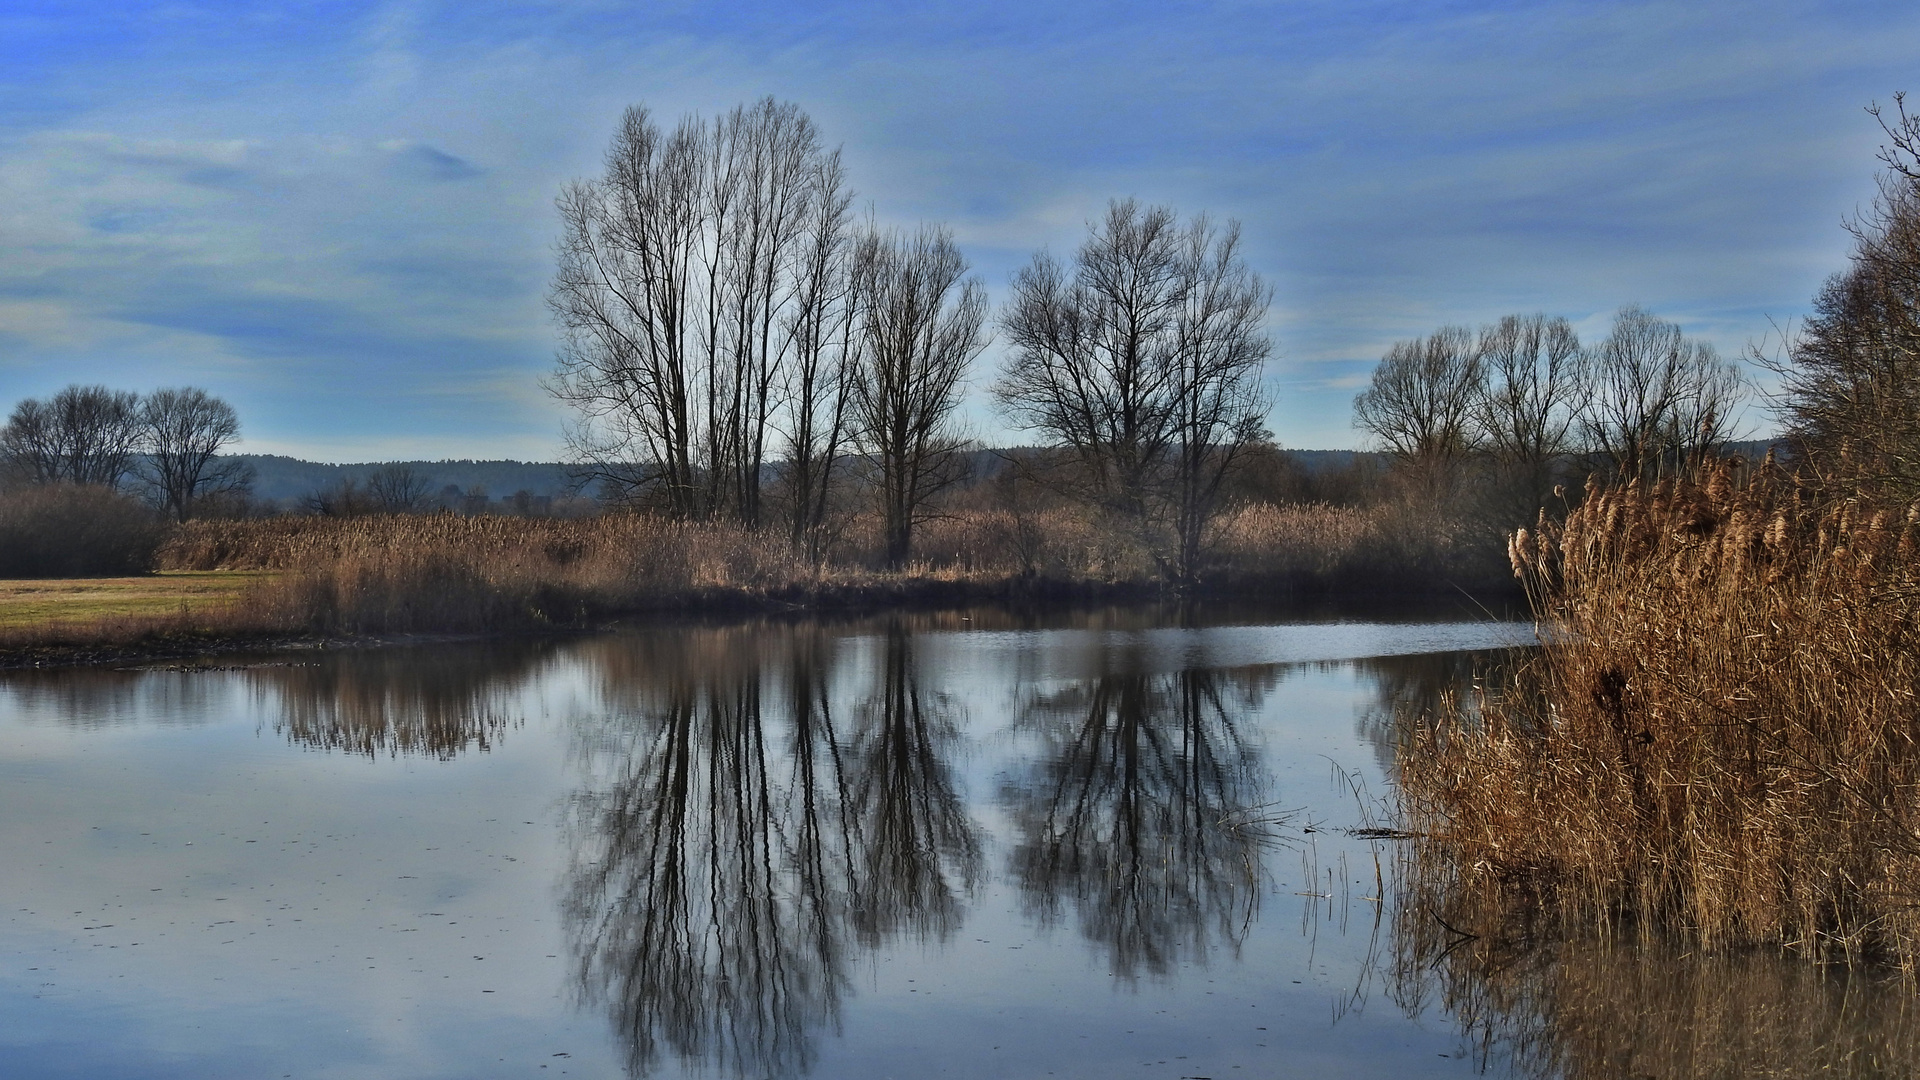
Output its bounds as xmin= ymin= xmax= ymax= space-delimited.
xmin=0 ymin=484 xmax=168 ymax=578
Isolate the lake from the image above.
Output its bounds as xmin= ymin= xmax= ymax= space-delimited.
xmin=2 ymin=607 xmax=1910 ymax=1078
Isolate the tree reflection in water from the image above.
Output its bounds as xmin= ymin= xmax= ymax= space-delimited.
xmin=564 ymin=622 xmax=981 ymax=1078
xmin=256 ymin=641 xmax=552 ymax=758
xmin=1350 ymin=650 xmax=1505 ymax=777
xmin=1001 ymin=649 xmax=1269 ymax=980
xmin=844 ymin=624 xmax=981 ymax=946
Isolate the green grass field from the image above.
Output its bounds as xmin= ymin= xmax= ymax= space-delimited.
xmin=0 ymin=570 xmax=273 ymax=630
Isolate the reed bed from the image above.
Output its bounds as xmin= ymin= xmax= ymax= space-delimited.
xmin=142 ymin=500 xmax=1505 ymax=639
xmin=159 ymin=513 xmax=811 ymax=634
xmin=1399 ymin=460 xmax=1920 ymax=965
xmin=1210 ymin=499 xmax=1502 ymax=591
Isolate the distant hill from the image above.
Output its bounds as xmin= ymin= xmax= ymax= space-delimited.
xmin=227 ymin=440 xmax=1791 ymax=508
xmin=228 ymin=456 xmax=580 ymax=505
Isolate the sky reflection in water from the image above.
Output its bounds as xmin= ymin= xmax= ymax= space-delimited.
xmin=3 ymin=613 xmax=1906 ymax=1078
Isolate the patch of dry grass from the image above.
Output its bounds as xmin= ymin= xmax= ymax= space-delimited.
xmin=0 ymin=571 xmax=269 ymax=629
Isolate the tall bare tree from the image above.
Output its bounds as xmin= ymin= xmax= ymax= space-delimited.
xmin=778 ymin=156 xmax=862 ymax=558
xmin=138 ymin=387 xmax=247 ymax=521
xmin=1166 ymin=216 xmax=1273 ymax=584
xmin=1353 ymin=325 xmax=1486 ymax=496
xmin=995 ymin=200 xmax=1188 ymax=523
xmin=549 ymin=98 xmax=837 ymax=524
xmin=995 ymin=200 xmax=1270 ymax=583
xmin=1582 ymin=305 xmax=1745 ymax=482
xmin=1473 ymin=314 xmax=1586 ymax=517
xmin=848 ymin=225 xmax=988 ymax=568
xmin=0 ymin=384 xmax=143 ymax=488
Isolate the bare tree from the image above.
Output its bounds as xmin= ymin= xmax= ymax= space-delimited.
xmin=1473 ymin=314 xmax=1586 ymax=517
xmin=0 ymin=399 xmax=60 ymax=485
xmin=1582 ymin=305 xmax=1745 ymax=482
xmin=994 ymin=200 xmax=1271 ymax=582
xmin=1778 ymin=96 xmax=1920 ymax=496
xmin=778 ymin=156 xmax=862 ymax=559
xmin=1353 ymin=326 xmax=1486 ymax=496
xmin=1166 ymin=216 xmax=1272 ymax=584
xmin=365 ymin=464 xmax=433 ymax=514
xmin=0 ymin=385 xmax=143 ymax=489
xmin=848 ymin=225 xmax=988 ymax=568
xmin=548 ymin=98 xmax=836 ymax=524
xmin=302 ymin=479 xmax=371 ymax=517
xmin=995 ymin=200 xmax=1188 ymax=523
xmin=138 ymin=387 xmax=247 ymax=521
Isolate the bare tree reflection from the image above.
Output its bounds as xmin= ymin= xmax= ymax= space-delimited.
xmin=565 ymin=624 xmax=982 ymax=1078
xmin=844 ymin=623 xmax=981 ymax=946
xmin=1351 ymin=649 xmax=1524 ymax=776
xmin=1002 ymin=651 xmax=1268 ymax=980
xmin=256 ymin=641 xmax=550 ymax=758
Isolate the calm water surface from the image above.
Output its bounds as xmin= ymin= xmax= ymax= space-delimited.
xmin=0 ymin=609 xmax=1906 ymax=1078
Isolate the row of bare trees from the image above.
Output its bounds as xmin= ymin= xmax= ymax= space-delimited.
xmin=1352 ymin=306 xmax=1748 ymax=519
xmin=550 ymin=100 xmax=1273 ymax=577
xmin=549 ymin=99 xmax=991 ymax=567
xmin=0 ymin=384 xmax=248 ymax=521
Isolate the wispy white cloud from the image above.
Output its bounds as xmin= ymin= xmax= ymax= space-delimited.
xmin=0 ymin=0 xmax=1912 ymax=455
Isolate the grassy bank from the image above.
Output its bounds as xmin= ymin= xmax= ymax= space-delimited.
xmin=0 ymin=570 xmax=270 ymax=630
xmin=1399 ymin=462 xmax=1920 ymax=966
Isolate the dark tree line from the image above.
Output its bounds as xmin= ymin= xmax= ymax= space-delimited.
xmin=0 ymin=383 xmax=248 ymax=521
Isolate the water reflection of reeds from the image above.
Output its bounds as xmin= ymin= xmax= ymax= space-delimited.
xmin=254 ymin=642 xmax=551 ymax=758
xmin=1372 ymin=645 xmax=1920 ymax=1078
xmin=1390 ymin=896 xmax=1920 ymax=1078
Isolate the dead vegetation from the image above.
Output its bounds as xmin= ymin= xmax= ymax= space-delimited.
xmin=133 ymin=499 xmax=1508 ymax=639
xmin=1399 ymin=457 xmax=1920 ymax=966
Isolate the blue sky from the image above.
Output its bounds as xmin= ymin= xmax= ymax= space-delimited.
xmin=1 ymin=1 xmax=1914 ymax=460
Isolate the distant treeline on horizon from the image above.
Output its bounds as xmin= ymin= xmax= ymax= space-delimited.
xmin=225 ymin=441 xmax=1786 ymax=508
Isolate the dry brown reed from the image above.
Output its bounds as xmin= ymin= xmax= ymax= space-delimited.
xmin=144 ymin=499 xmax=1510 ymax=640
xmin=1400 ymin=459 xmax=1920 ymax=966
xmin=1210 ymin=498 xmax=1505 ymax=592
xmin=160 ymin=513 xmax=812 ymax=633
